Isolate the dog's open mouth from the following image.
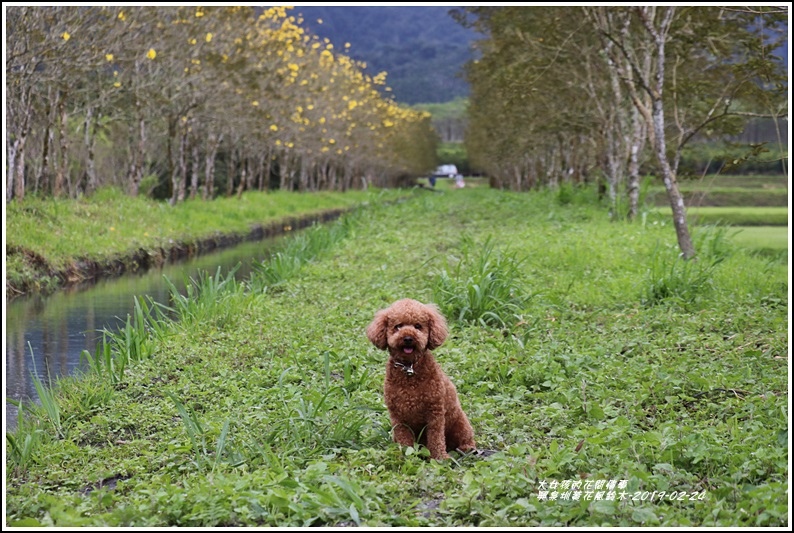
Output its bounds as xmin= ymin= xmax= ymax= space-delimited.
xmin=402 ymin=347 xmax=414 ymax=354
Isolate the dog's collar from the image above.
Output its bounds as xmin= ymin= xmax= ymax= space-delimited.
xmin=393 ymin=352 xmax=423 ymax=376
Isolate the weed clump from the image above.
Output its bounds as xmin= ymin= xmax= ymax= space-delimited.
xmin=641 ymin=225 xmax=735 ymax=307
xmin=431 ymin=235 xmax=533 ymax=328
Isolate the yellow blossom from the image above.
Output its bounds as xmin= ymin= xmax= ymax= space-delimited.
xmin=206 ymin=33 xmax=213 ymax=43
xmin=252 ymin=101 xmax=259 ymax=106
xmin=105 ymin=53 xmax=114 ymax=61
xmin=118 ymin=11 xmax=126 ymax=21
xmin=147 ymin=48 xmax=157 ymax=60
xmin=62 ymin=32 xmax=70 ymax=41
xmin=270 ymin=124 xmax=278 ymax=131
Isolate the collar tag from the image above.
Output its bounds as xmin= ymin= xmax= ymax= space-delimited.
xmin=394 ymin=361 xmax=415 ymax=376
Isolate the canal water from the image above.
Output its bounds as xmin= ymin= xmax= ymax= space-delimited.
xmin=4 ymin=235 xmax=290 ymax=429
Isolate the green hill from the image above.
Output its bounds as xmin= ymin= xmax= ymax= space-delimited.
xmin=293 ymin=6 xmax=477 ymax=104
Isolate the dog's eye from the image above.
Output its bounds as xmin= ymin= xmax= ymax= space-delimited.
xmin=415 ymin=324 xmax=422 ymax=330
xmin=394 ymin=324 xmax=403 ymax=331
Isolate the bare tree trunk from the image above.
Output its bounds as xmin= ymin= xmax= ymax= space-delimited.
xmin=227 ymin=148 xmax=237 ymax=197
xmin=84 ymin=106 xmax=99 ymax=195
xmin=7 ymin=141 xmax=18 ymax=202
xmin=328 ymin=164 xmax=338 ymax=191
xmin=54 ymin=89 xmax=70 ymax=198
xmin=279 ymin=154 xmax=292 ymax=191
xmin=298 ymin=159 xmax=309 ymax=191
xmin=37 ymin=87 xmax=56 ymax=196
xmin=203 ymin=132 xmax=222 ymax=200
xmin=260 ymin=150 xmax=271 ymax=192
xmin=11 ymin=136 xmax=27 ymax=201
xmin=189 ymin=140 xmax=200 ymax=200
xmin=128 ymin=109 xmax=146 ymax=196
xmin=641 ymin=6 xmax=695 ymax=259
xmin=342 ymin=165 xmax=353 ymax=192
xmin=626 ymin=106 xmax=645 ymax=221
xmin=245 ymin=156 xmax=255 ymax=191
xmin=9 ymin=84 xmax=35 ymax=201
xmin=177 ymin=124 xmax=188 ymax=203
xmin=236 ymin=153 xmax=247 ymax=198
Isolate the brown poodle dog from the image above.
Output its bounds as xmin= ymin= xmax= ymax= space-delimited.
xmin=366 ymin=298 xmax=475 ymax=460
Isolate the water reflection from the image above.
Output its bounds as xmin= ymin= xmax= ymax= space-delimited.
xmin=5 ymin=236 xmax=286 ymax=429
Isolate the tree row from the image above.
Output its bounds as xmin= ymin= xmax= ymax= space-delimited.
xmin=6 ymin=6 xmax=438 ymax=203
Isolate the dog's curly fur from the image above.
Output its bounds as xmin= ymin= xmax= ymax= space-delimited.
xmin=366 ymin=298 xmax=475 ymax=459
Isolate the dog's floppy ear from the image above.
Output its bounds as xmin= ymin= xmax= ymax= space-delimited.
xmin=366 ymin=308 xmax=390 ymax=350
xmin=425 ymin=303 xmax=448 ymax=350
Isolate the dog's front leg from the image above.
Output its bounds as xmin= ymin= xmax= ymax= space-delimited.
xmin=425 ymin=411 xmax=449 ymax=460
xmin=391 ymin=418 xmax=416 ymax=448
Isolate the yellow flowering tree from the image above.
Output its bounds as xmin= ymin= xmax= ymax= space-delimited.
xmin=5 ymin=6 xmax=438 ymax=202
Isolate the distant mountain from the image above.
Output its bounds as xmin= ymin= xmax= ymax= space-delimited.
xmin=293 ymin=6 xmax=478 ymax=105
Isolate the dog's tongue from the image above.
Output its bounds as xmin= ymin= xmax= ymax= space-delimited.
xmin=403 ymin=347 xmax=414 ymax=354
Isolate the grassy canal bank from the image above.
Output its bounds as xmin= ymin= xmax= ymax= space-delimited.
xmin=5 ymin=186 xmax=789 ymax=526
xmin=5 ymin=187 xmax=405 ymax=299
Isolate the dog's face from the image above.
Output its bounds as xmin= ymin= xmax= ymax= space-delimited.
xmin=366 ymin=299 xmax=448 ymax=358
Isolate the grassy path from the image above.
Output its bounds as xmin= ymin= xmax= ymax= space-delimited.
xmin=6 ymin=188 xmax=788 ymax=526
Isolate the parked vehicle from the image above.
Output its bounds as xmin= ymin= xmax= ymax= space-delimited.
xmin=429 ymin=164 xmax=462 ymax=187
xmin=432 ymin=164 xmax=459 ymax=178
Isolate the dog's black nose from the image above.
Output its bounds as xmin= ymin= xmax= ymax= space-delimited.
xmin=402 ymin=336 xmax=415 ymax=346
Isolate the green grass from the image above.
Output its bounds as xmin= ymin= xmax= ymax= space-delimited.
xmin=675 ymin=175 xmax=789 ymax=189
xmin=5 ymin=186 xmax=405 ymax=294
xmin=650 ymin=206 xmax=788 ymax=227
xmin=5 ymin=188 xmax=788 ymax=527
xmin=648 ymin=174 xmax=789 ymax=207
xmin=729 ymin=226 xmax=789 ymax=250
xmin=648 ymin=188 xmax=788 ymax=207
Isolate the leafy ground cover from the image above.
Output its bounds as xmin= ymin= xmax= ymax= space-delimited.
xmin=5 ymin=187 xmax=789 ymax=526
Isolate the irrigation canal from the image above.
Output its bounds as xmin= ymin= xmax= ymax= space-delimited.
xmin=5 ymin=234 xmax=292 ymax=430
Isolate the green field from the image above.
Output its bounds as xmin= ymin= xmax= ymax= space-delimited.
xmin=647 ymin=174 xmax=790 ymax=207
xmin=6 ymin=187 xmax=788 ymax=527
xmin=651 ymin=207 xmax=789 ymax=228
